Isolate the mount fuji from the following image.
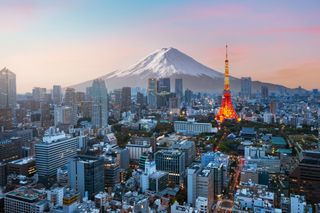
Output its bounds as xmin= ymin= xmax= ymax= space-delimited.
xmin=70 ymin=47 xmax=293 ymax=94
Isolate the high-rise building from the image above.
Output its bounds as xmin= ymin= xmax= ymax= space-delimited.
xmin=35 ymin=128 xmax=79 ymax=185
xmin=0 ymin=68 xmax=16 ymax=109
xmin=157 ymin=78 xmax=170 ymax=93
xmin=104 ymin=160 xmax=120 ymax=189
xmin=52 ymin=85 xmax=62 ymax=105
xmin=40 ymin=102 xmax=53 ymax=128
xmin=91 ymin=79 xmax=108 ymax=128
xmin=261 ymin=86 xmax=269 ymax=99
xmin=155 ymin=149 xmax=185 ymax=185
xmin=32 ymin=87 xmax=47 ymax=102
xmin=121 ymin=87 xmax=131 ymax=112
xmin=68 ymin=155 xmax=104 ymax=200
xmin=64 ymin=88 xmax=76 ymax=106
xmin=241 ymin=77 xmax=252 ymax=98
xmin=0 ymin=107 xmax=13 ymax=130
xmin=54 ymin=105 xmax=75 ymax=126
xmin=75 ymin=92 xmax=85 ymax=105
xmin=147 ymin=78 xmax=157 ymax=109
xmin=289 ymin=151 xmax=320 ymax=203
xmin=216 ymin=45 xmax=239 ymax=123
xmin=184 ymin=89 xmax=193 ymax=105
xmin=187 ymin=164 xmax=202 ymax=205
xmin=175 ymin=79 xmax=183 ymax=103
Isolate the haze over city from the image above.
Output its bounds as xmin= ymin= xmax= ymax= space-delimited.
xmin=0 ymin=0 xmax=319 ymax=93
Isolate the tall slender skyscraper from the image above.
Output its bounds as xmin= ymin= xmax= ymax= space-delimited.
xmin=91 ymin=79 xmax=108 ymax=128
xmin=121 ymin=87 xmax=131 ymax=112
xmin=52 ymin=85 xmax=62 ymax=105
xmin=0 ymin=68 xmax=16 ymax=109
xmin=241 ymin=77 xmax=252 ymax=98
xmin=216 ymin=45 xmax=239 ymax=123
xmin=175 ymin=79 xmax=183 ymax=104
xmin=147 ymin=78 xmax=157 ymax=109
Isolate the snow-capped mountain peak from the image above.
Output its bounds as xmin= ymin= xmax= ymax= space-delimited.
xmin=108 ymin=47 xmax=224 ymax=79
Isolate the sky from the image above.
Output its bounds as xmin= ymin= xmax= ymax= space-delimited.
xmin=0 ymin=0 xmax=319 ymax=93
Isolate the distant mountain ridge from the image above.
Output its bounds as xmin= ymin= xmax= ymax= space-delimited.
xmin=70 ymin=47 xmax=301 ymax=94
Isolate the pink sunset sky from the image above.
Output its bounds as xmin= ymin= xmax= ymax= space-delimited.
xmin=0 ymin=1 xmax=319 ymax=93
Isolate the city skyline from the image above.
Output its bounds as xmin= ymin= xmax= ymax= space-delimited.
xmin=0 ymin=1 xmax=319 ymax=92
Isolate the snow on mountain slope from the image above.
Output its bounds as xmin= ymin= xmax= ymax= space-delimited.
xmin=107 ymin=47 xmax=224 ymax=79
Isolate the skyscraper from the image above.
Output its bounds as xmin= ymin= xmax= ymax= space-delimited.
xmin=147 ymin=78 xmax=157 ymax=109
xmin=175 ymin=78 xmax=183 ymax=103
xmin=155 ymin=149 xmax=185 ymax=185
xmin=121 ymin=87 xmax=131 ymax=112
xmin=261 ymin=86 xmax=269 ymax=99
xmin=91 ymin=79 xmax=108 ymax=128
xmin=64 ymin=88 xmax=76 ymax=106
xmin=0 ymin=68 xmax=16 ymax=109
xmin=68 ymin=155 xmax=104 ymax=200
xmin=241 ymin=77 xmax=252 ymax=98
xmin=52 ymin=85 xmax=62 ymax=105
xmin=216 ymin=45 xmax=239 ymax=123
xmin=157 ymin=78 xmax=170 ymax=93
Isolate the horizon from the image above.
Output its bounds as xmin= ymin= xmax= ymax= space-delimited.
xmin=0 ymin=1 xmax=319 ymax=92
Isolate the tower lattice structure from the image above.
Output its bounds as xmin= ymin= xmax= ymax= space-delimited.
xmin=216 ymin=45 xmax=239 ymax=123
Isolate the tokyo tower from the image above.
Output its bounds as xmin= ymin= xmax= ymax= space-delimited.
xmin=215 ymin=45 xmax=239 ymax=123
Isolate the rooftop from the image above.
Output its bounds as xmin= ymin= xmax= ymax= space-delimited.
xmin=271 ymin=137 xmax=287 ymax=146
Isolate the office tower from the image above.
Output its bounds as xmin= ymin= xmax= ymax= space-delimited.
xmin=104 ymin=160 xmax=120 ymax=189
xmin=91 ymin=79 xmax=108 ymax=128
xmin=175 ymin=79 xmax=183 ymax=103
xmin=0 ymin=68 xmax=16 ymax=109
xmin=149 ymin=171 xmax=169 ymax=192
xmin=54 ymin=105 xmax=75 ymax=126
xmin=157 ymin=78 xmax=170 ymax=93
xmin=187 ymin=164 xmax=202 ymax=205
xmin=261 ymin=86 xmax=269 ymax=99
xmin=216 ymin=45 xmax=239 ymax=123
xmin=113 ymin=89 xmax=122 ymax=107
xmin=0 ymin=137 xmax=22 ymax=163
xmin=172 ymin=140 xmax=196 ymax=167
xmin=80 ymin=101 xmax=92 ymax=119
xmin=32 ymin=87 xmax=47 ymax=102
xmin=141 ymin=160 xmax=157 ymax=192
xmin=196 ymin=168 xmax=214 ymax=209
xmin=241 ymin=77 xmax=252 ymax=98
xmin=155 ymin=149 xmax=185 ymax=185
xmin=68 ymin=155 xmax=104 ymax=200
xmin=35 ymin=128 xmax=79 ymax=185
xmin=136 ymin=92 xmax=145 ymax=107
xmin=4 ymin=186 xmax=49 ymax=213
xmin=85 ymin=86 xmax=93 ymax=101
xmin=64 ymin=88 xmax=76 ymax=106
xmin=147 ymin=78 xmax=157 ymax=109
xmin=184 ymin=89 xmax=193 ymax=105
xmin=52 ymin=85 xmax=62 ymax=105
xmin=0 ymin=107 xmax=13 ymax=130
xmin=121 ymin=87 xmax=131 ymax=112
xmin=207 ymin=162 xmax=224 ymax=199
xmin=289 ymin=151 xmax=320 ymax=203
xmin=75 ymin=91 xmax=85 ymax=105
xmin=40 ymin=102 xmax=53 ymax=128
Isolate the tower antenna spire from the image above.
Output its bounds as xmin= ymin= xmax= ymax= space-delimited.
xmin=226 ymin=43 xmax=228 ymax=60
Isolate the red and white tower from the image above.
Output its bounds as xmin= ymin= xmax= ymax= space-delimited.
xmin=216 ymin=45 xmax=239 ymax=123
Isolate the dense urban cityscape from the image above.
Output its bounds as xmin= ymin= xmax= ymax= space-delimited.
xmin=1 ymin=1 xmax=320 ymax=213
xmin=1 ymin=41 xmax=320 ymax=213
